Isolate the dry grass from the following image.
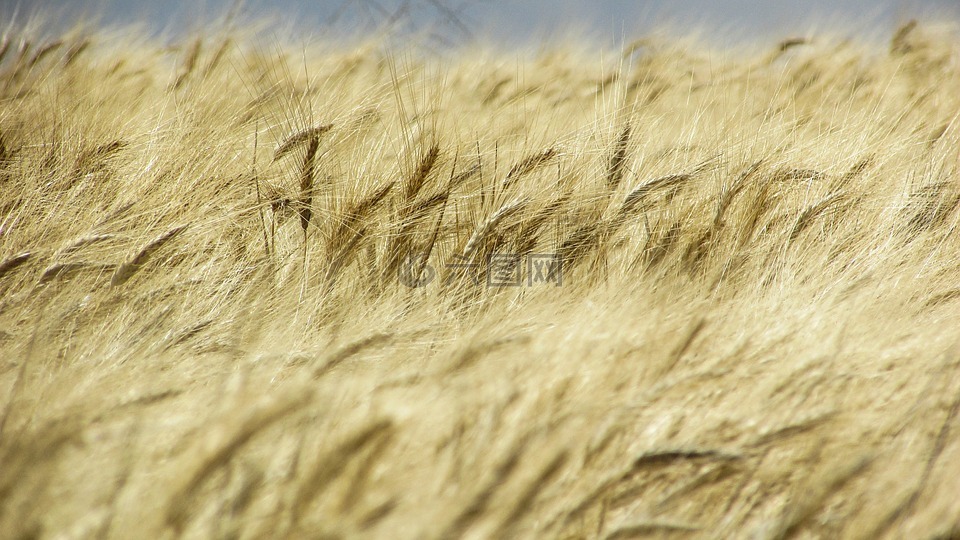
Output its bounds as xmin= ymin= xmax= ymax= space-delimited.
xmin=1 ymin=16 xmax=960 ymax=539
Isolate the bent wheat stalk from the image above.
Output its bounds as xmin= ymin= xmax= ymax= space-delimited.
xmin=273 ymin=124 xmax=333 ymax=162
xmin=462 ymin=197 xmax=529 ymax=260
xmin=111 ymin=225 xmax=188 ymax=286
xmin=0 ymin=252 xmax=31 ymax=281
xmin=502 ymin=148 xmax=557 ymax=190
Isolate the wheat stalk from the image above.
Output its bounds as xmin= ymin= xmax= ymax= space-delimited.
xmin=292 ymin=419 xmax=395 ymax=523
xmin=332 ymin=180 xmax=395 ymax=250
xmin=0 ymin=252 xmax=31 ymax=281
xmin=166 ymin=389 xmax=313 ymax=532
xmin=172 ymin=37 xmax=201 ymax=90
xmin=62 ymin=39 xmax=90 ymax=68
xmin=502 ymin=148 xmax=557 ymax=190
xmin=617 ymin=173 xmax=692 ymax=217
xmin=606 ymin=124 xmax=632 ymax=189
xmin=297 ymin=133 xmax=321 ymax=232
xmin=0 ymin=38 xmax=10 ymax=65
xmin=462 ymin=197 xmax=529 ymax=260
xmin=404 ymin=143 xmax=440 ymax=200
xmin=111 ymin=225 xmax=188 ymax=286
xmin=273 ymin=124 xmax=333 ymax=162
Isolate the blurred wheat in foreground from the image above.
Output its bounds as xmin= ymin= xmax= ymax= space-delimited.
xmin=1 ymin=18 xmax=960 ymax=539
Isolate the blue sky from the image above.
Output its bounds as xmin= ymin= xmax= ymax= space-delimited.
xmin=6 ymin=1 xmax=960 ymax=48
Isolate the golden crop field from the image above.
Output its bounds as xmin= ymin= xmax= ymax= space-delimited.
xmin=1 ymin=15 xmax=959 ymax=539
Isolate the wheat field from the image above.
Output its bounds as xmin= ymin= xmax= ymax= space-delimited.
xmin=1 ymin=16 xmax=960 ymax=539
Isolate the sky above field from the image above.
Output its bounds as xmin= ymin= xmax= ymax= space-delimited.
xmin=6 ymin=0 xmax=960 ymax=48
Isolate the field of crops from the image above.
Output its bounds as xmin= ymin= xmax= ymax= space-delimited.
xmin=1 ymin=17 xmax=960 ymax=539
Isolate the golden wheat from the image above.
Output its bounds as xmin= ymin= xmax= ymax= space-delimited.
xmin=0 ymin=15 xmax=959 ymax=540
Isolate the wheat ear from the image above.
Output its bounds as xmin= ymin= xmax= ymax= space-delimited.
xmin=111 ymin=225 xmax=188 ymax=286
